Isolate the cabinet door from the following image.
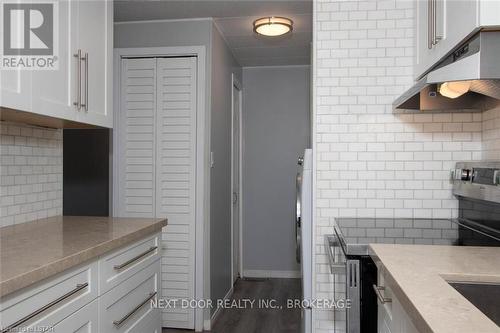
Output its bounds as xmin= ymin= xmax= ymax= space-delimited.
xmin=415 ymin=0 xmax=479 ymax=78
xmin=76 ymin=0 xmax=113 ymax=128
xmin=31 ymin=0 xmax=78 ymax=121
xmin=0 ymin=69 xmax=32 ymax=112
xmin=52 ymin=299 xmax=98 ymax=333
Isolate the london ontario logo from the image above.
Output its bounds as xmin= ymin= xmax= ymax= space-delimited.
xmin=0 ymin=1 xmax=59 ymax=69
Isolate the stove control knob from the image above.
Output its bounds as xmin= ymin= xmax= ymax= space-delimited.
xmin=494 ymin=170 xmax=500 ymax=186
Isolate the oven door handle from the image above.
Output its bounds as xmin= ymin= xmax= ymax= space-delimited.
xmin=373 ymin=284 xmax=392 ymax=304
xmin=324 ymin=234 xmax=346 ymax=274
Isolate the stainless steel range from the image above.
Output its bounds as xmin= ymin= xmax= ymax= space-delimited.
xmin=325 ymin=161 xmax=500 ymax=333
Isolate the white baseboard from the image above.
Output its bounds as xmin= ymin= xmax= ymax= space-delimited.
xmin=208 ymin=285 xmax=234 ymax=329
xmin=243 ymin=270 xmax=301 ymax=279
xmin=203 ymin=319 xmax=211 ymax=331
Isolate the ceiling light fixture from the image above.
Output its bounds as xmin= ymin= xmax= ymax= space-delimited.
xmin=253 ymin=16 xmax=293 ymax=37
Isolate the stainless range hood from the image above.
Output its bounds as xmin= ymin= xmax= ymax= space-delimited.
xmin=393 ymin=31 xmax=500 ymax=112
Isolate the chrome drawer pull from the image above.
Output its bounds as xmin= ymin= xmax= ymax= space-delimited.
xmin=113 ymin=246 xmax=158 ymax=270
xmin=113 ymin=291 xmax=157 ymax=327
xmin=0 ymin=283 xmax=88 ymax=333
xmin=373 ymin=284 xmax=392 ymax=304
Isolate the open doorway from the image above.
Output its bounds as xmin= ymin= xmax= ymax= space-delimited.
xmin=231 ymin=74 xmax=243 ymax=285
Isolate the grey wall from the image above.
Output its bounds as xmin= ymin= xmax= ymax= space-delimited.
xmin=209 ymin=22 xmax=242 ymax=311
xmin=242 ymin=66 xmax=310 ymax=273
xmin=114 ymin=19 xmax=211 ymax=49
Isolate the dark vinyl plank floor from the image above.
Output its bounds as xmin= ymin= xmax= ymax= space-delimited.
xmin=163 ymin=278 xmax=302 ymax=333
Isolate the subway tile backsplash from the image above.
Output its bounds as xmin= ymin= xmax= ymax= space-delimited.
xmin=0 ymin=122 xmax=63 ymax=227
xmin=313 ymin=0 xmax=500 ymax=332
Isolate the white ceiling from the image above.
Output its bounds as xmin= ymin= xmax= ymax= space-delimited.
xmin=114 ymin=1 xmax=312 ymax=66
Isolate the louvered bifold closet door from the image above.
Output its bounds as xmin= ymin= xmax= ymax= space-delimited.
xmin=156 ymin=57 xmax=197 ymax=329
xmin=117 ymin=58 xmax=157 ymax=217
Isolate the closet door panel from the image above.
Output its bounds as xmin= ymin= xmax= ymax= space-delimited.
xmin=156 ymin=57 xmax=197 ymax=329
xmin=117 ymin=58 xmax=157 ymax=218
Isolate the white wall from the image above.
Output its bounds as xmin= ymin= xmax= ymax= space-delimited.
xmin=242 ymin=66 xmax=310 ymax=276
xmin=209 ymin=22 xmax=242 ymax=312
xmin=312 ymin=1 xmax=484 ymax=331
xmin=0 ymin=122 xmax=63 ymax=226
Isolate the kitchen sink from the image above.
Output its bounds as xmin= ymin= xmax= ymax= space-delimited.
xmin=448 ymin=282 xmax=500 ymax=326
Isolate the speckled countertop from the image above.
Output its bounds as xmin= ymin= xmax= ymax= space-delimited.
xmin=0 ymin=216 xmax=167 ymax=297
xmin=370 ymin=244 xmax=500 ymax=333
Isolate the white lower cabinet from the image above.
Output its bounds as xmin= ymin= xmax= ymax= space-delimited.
xmin=0 ymin=233 xmax=161 ymax=333
xmin=99 ymin=259 xmax=161 ymax=333
xmin=376 ymin=270 xmax=419 ymax=333
xmin=52 ymin=299 xmax=98 ymax=333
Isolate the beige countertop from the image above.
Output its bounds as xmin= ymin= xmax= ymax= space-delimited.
xmin=370 ymin=244 xmax=500 ymax=333
xmin=0 ymin=216 xmax=167 ymax=297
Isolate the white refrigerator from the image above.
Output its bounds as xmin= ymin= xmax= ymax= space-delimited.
xmin=296 ymin=149 xmax=313 ymax=333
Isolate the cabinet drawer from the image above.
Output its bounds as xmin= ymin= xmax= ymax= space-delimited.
xmin=0 ymin=262 xmax=97 ymax=332
xmin=99 ymin=259 xmax=161 ymax=333
xmin=52 ymin=299 xmax=98 ymax=333
xmin=99 ymin=233 xmax=160 ymax=294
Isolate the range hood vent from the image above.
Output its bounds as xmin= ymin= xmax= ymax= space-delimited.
xmin=394 ymin=31 xmax=500 ymax=112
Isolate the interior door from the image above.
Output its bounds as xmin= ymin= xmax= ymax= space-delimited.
xmin=117 ymin=58 xmax=157 ymax=218
xmin=231 ymin=82 xmax=241 ymax=284
xmin=156 ymin=57 xmax=197 ymax=329
xmin=117 ymin=56 xmax=197 ymax=330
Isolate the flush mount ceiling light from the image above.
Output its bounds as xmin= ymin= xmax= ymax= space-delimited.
xmin=253 ymin=16 xmax=293 ymax=37
xmin=439 ymin=81 xmax=472 ymax=99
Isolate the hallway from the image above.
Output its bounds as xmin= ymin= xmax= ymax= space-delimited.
xmin=163 ymin=278 xmax=302 ymax=333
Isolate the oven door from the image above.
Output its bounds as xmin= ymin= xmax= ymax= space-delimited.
xmin=325 ymin=235 xmax=360 ymax=333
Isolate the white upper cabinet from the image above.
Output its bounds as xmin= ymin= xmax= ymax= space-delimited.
xmin=31 ymin=0 xmax=78 ymax=122
xmin=75 ymin=0 xmax=113 ymax=128
xmin=415 ymin=0 xmax=500 ymax=79
xmin=0 ymin=0 xmax=113 ymax=128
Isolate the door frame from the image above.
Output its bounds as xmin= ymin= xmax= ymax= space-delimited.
xmin=112 ymin=46 xmax=207 ymax=332
xmin=230 ymin=73 xmax=243 ymax=283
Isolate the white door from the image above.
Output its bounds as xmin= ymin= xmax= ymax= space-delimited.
xmin=156 ymin=57 xmax=197 ymax=329
xmin=117 ymin=58 xmax=157 ymax=218
xmin=231 ymin=81 xmax=241 ymax=284
xmin=76 ymin=0 xmax=113 ymax=127
xmin=116 ymin=56 xmax=197 ymax=330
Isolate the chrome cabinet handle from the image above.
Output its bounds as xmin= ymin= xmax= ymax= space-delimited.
xmin=428 ymin=0 xmax=433 ymax=49
xmin=373 ymin=284 xmax=392 ymax=304
xmin=73 ymin=49 xmax=81 ymax=109
xmin=434 ymin=0 xmax=440 ymax=44
xmin=113 ymin=246 xmax=158 ymax=270
xmin=113 ymin=291 xmax=157 ymax=327
xmin=81 ymin=52 xmax=89 ymax=111
xmin=0 ymin=283 xmax=89 ymax=333
xmin=431 ymin=0 xmax=436 ymax=45
xmin=324 ymin=235 xmax=345 ymax=274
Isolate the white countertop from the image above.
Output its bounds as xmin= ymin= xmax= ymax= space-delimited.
xmin=370 ymin=244 xmax=500 ymax=333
